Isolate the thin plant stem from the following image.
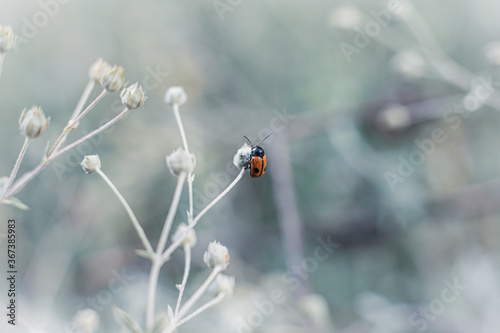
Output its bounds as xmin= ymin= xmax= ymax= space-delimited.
xmin=192 ymin=168 xmax=245 ymax=225
xmin=156 ymin=172 xmax=187 ymax=255
xmin=1 ymin=137 xmax=31 ymax=199
xmin=53 ymin=107 xmax=130 ymax=159
xmin=172 ymin=102 xmax=194 ymax=222
xmin=146 ymin=259 xmax=161 ymax=331
xmin=49 ymin=89 xmax=107 ymax=157
xmin=1 ymin=108 xmax=131 ymax=203
xmin=173 ymin=103 xmax=189 ymax=152
xmin=161 ymin=168 xmax=245 ymax=262
xmin=0 ymin=53 xmax=5 ymax=80
xmin=95 ymin=168 xmax=154 ymax=254
xmin=176 ymin=266 xmax=222 ymax=320
xmin=174 ymin=246 xmax=191 ymax=317
xmin=188 ymin=177 xmax=194 ymax=223
xmin=145 ymin=172 xmax=187 ymax=331
xmin=70 ymin=80 xmax=96 ymax=121
xmin=69 ymin=89 xmax=107 ymax=126
xmin=173 ymin=293 xmax=225 ymax=329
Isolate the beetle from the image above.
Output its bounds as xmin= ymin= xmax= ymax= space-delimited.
xmin=243 ymin=132 xmax=272 ymax=178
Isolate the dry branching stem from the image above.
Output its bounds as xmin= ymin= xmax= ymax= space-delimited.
xmin=1 ymin=137 xmax=31 ymax=200
xmin=146 ymin=172 xmax=187 ymax=330
xmin=1 ymin=107 xmax=131 ymax=203
xmin=96 ymin=168 xmax=154 ymax=254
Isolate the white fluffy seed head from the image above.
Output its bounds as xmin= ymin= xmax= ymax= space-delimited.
xmin=203 ymin=241 xmax=230 ymax=270
xmin=164 ymin=86 xmax=188 ymax=106
xmin=80 ymin=155 xmax=101 ymax=174
xmin=166 ymin=148 xmax=196 ymax=177
xmin=172 ymin=223 xmax=197 ymax=248
xmin=233 ymin=143 xmax=252 ymax=170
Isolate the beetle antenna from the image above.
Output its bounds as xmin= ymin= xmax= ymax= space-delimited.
xmin=256 ymin=132 xmax=273 ymax=146
xmin=243 ymin=135 xmax=252 ymax=145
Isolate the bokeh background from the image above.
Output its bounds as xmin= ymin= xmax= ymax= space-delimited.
xmin=1 ymin=0 xmax=500 ymax=332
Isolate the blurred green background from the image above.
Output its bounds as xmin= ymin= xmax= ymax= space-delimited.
xmin=1 ymin=0 xmax=500 ymax=332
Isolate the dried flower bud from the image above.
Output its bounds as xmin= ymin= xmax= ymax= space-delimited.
xmin=74 ymin=308 xmax=99 ymax=333
xmin=19 ymin=106 xmax=50 ymax=138
xmin=0 ymin=25 xmax=16 ymax=53
xmin=89 ymin=58 xmax=112 ymax=84
xmin=101 ymin=65 xmax=125 ymax=92
xmin=209 ymin=274 xmax=235 ymax=297
xmin=233 ymin=143 xmax=252 ymax=170
xmin=203 ymin=241 xmax=230 ymax=270
xmin=80 ymin=155 xmax=101 ymax=174
xmin=172 ymin=223 xmax=197 ymax=248
xmin=166 ymin=148 xmax=196 ymax=176
xmin=164 ymin=86 xmax=188 ymax=106
xmin=121 ymin=83 xmax=146 ymax=109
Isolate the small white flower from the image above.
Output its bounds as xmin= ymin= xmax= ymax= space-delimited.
xmin=172 ymin=223 xmax=197 ymax=248
xmin=89 ymin=58 xmax=112 ymax=84
xmin=210 ymin=274 xmax=235 ymax=297
xmin=74 ymin=308 xmax=99 ymax=333
xmin=233 ymin=143 xmax=252 ymax=170
xmin=101 ymin=65 xmax=125 ymax=92
xmin=0 ymin=25 xmax=16 ymax=53
xmin=80 ymin=155 xmax=101 ymax=174
xmin=166 ymin=148 xmax=196 ymax=176
xmin=164 ymin=86 xmax=188 ymax=106
xmin=19 ymin=106 xmax=50 ymax=138
xmin=203 ymin=241 xmax=230 ymax=270
xmin=121 ymin=83 xmax=146 ymax=109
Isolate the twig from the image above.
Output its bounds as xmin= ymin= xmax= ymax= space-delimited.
xmin=172 ymin=102 xmax=194 ymax=222
xmin=156 ymin=173 xmax=187 ymax=254
xmin=52 ymin=107 xmax=130 ymax=159
xmin=1 ymin=137 xmax=31 ymax=199
xmin=146 ymin=172 xmax=187 ymax=331
xmin=176 ymin=266 xmax=222 ymax=320
xmin=1 ymin=108 xmax=131 ymax=203
xmin=161 ymin=169 xmax=245 ymax=262
xmin=95 ymin=168 xmax=154 ymax=254
xmin=174 ymin=293 xmax=225 ymax=329
xmin=70 ymin=79 xmax=96 ymax=121
xmin=174 ymin=245 xmax=191 ymax=317
xmin=173 ymin=103 xmax=189 ymax=153
xmin=49 ymin=89 xmax=108 ymax=157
